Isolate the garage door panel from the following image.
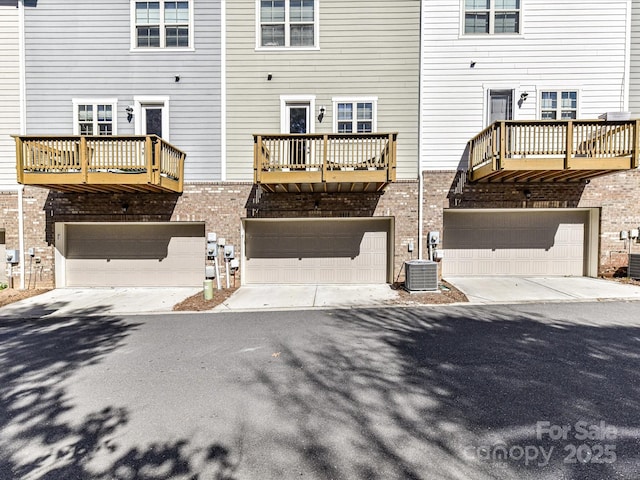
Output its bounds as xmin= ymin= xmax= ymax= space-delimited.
xmin=245 ymin=220 xmax=389 ymax=284
xmin=65 ymin=223 xmax=204 ymax=287
xmin=443 ymin=211 xmax=587 ymax=276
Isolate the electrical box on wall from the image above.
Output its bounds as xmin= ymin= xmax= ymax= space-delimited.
xmin=428 ymin=231 xmax=440 ymax=245
xmin=224 ymin=245 xmax=235 ymax=259
xmin=6 ymin=250 xmax=19 ymax=264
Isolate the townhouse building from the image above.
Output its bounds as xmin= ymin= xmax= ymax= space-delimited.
xmin=421 ymin=0 xmax=640 ymax=278
xmin=3 ymin=1 xmax=640 ymax=289
xmin=7 ymin=0 xmax=421 ymax=288
xmin=226 ymin=0 xmax=421 ymax=284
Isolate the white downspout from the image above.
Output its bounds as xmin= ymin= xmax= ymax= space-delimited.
xmin=220 ymin=0 xmax=227 ymax=181
xmin=417 ymin=0 xmax=425 ymax=260
xmin=18 ymin=0 xmax=26 ymax=289
xmin=623 ymin=0 xmax=631 ymax=112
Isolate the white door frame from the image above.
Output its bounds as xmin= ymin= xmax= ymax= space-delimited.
xmin=134 ymin=96 xmax=171 ymax=140
xmin=280 ymin=95 xmax=316 ymax=134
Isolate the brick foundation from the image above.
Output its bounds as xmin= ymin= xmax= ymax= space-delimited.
xmin=422 ymin=169 xmax=640 ymax=277
xmin=7 ymin=170 xmax=640 ymax=287
xmin=12 ymin=181 xmax=420 ymax=287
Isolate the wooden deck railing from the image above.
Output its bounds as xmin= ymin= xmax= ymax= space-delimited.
xmin=468 ymin=120 xmax=640 ymax=181
xmin=14 ymin=135 xmax=185 ymax=193
xmin=253 ymin=133 xmax=397 ymax=186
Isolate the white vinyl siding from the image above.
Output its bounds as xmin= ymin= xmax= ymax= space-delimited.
xmin=0 ymin=5 xmax=20 ymax=187
xmin=422 ymin=0 xmax=631 ymax=171
xmin=229 ymin=0 xmax=420 ymax=181
xmin=23 ymin=0 xmax=221 ymax=182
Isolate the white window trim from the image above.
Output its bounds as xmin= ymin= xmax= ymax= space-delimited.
xmin=280 ymin=95 xmax=316 ymax=134
xmin=134 ymin=96 xmax=171 ymax=141
xmin=537 ymin=87 xmax=581 ymax=120
xmin=72 ymin=98 xmax=118 ymax=135
xmin=460 ymin=0 xmax=523 ymax=37
xmin=256 ymin=0 xmax=320 ymax=51
xmin=130 ymin=0 xmax=195 ymax=52
xmin=331 ymin=96 xmax=378 ymax=133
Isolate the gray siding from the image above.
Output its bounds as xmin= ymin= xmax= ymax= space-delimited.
xmin=226 ymin=0 xmax=420 ymax=181
xmin=23 ymin=0 xmax=221 ymax=182
xmin=0 ymin=2 xmax=20 ymax=187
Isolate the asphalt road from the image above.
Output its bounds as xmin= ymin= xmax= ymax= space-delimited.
xmin=1 ymin=301 xmax=640 ymax=480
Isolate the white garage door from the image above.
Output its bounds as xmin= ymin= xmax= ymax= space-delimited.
xmin=244 ymin=219 xmax=390 ymax=284
xmin=443 ymin=210 xmax=588 ymax=276
xmin=64 ymin=223 xmax=205 ymax=287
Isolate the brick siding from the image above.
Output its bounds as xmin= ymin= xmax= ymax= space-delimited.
xmin=6 ymin=170 xmax=640 ymax=287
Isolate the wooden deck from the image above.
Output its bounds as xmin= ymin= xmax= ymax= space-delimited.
xmin=468 ymin=120 xmax=640 ymax=183
xmin=253 ymin=133 xmax=397 ymax=193
xmin=14 ymin=135 xmax=186 ymax=193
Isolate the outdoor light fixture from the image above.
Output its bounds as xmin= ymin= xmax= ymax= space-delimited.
xmin=121 ymin=203 xmax=129 ymax=214
xmin=175 ymin=75 xmax=181 ymax=82
xmin=523 ymin=189 xmax=532 ymax=200
xmin=520 ymin=92 xmax=529 ymax=101
xmin=267 ymin=73 xmax=273 ymax=81
xmin=125 ymin=105 xmax=134 ymax=123
xmin=317 ymin=106 xmax=325 ymax=123
xmin=470 ymin=60 xmax=476 ymax=68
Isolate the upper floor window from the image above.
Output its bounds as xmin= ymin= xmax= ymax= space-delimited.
xmin=464 ymin=0 xmax=520 ymax=35
xmin=258 ymin=0 xmax=318 ymax=48
xmin=333 ymin=98 xmax=377 ymax=133
xmin=541 ymin=91 xmax=578 ymax=120
xmin=73 ymin=100 xmax=117 ymax=135
xmin=132 ymin=1 xmax=192 ymax=49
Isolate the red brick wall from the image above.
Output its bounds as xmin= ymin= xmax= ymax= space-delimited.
xmin=16 ymin=181 xmax=420 ymax=287
xmin=422 ymin=170 xmax=640 ymax=276
xmin=0 ymin=191 xmax=19 ymax=286
xmin=12 ymin=170 xmax=638 ymax=288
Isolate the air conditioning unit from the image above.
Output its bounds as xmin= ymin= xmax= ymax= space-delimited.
xmin=598 ymin=112 xmax=631 ymax=121
xmin=629 ymin=254 xmax=640 ymax=279
xmin=404 ymin=260 xmax=438 ymax=292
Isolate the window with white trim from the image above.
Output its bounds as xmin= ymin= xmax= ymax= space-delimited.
xmin=259 ymin=0 xmax=317 ymax=48
xmin=334 ymin=99 xmax=377 ymax=133
xmin=540 ymin=91 xmax=578 ymax=120
xmin=73 ymin=100 xmax=117 ymax=135
xmin=133 ymin=1 xmax=192 ymax=49
xmin=464 ymin=0 xmax=520 ymax=35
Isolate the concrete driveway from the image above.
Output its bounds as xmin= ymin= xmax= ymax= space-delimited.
xmin=212 ymin=284 xmax=401 ymax=312
xmin=2 ymin=277 xmax=640 ymax=318
xmin=0 ymin=287 xmax=201 ymax=318
xmin=445 ymin=276 xmax=640 ymax=304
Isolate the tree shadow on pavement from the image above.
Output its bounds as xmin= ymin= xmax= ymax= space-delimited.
xmin=0 ymin=314 xmax=239 ymax=480
xmin=254 ymin=303 xmax=640 ymax=480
